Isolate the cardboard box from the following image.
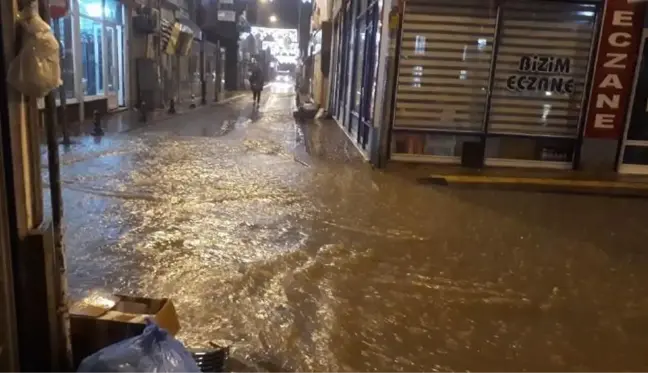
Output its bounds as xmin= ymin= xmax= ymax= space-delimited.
xmin=70 ymin=292 xmax=180 ymax=368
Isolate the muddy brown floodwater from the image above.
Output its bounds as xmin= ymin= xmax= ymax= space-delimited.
xmin=47 ymin=83 xmax=648 ymax=371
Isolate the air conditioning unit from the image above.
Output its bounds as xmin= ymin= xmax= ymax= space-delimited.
xmin=132 ymin=7 xmax=160 ymax=34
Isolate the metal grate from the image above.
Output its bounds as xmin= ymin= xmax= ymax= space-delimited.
xmin=190 ymin=346 xmax=229 ymax=373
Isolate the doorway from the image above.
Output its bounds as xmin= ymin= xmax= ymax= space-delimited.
xmin=619 ymin=30 xmax=648 ymax=175
xmin=104 ymin=24 xmax=124 ymax=110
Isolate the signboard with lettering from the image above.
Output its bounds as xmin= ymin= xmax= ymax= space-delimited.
xmin=583 ymin=0 xmax=644 ymax=139
xmin=506 ymin=55 xmax=574 ymax=94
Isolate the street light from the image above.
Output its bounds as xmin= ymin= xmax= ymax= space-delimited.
xmin=269 ymin=14 xmax=277 ymax=23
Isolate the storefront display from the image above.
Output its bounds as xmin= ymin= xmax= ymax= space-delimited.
xmin=390 ymin=0 xmax=598 ymax=168
xmin=79 ymin=16 xmax=104 ymax=97
xmin=43 ymin=0 xmax=128 ymax=112
xmin=329 ymin=0 xmax=382 ymax=157
xmin=619 ymin=30 xmax=648 ymax=174
xmin=51 ymin=16 xmax=76 ymax=99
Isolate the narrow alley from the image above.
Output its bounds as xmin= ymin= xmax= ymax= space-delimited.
xmin=46 ymin=84 xmax=648 ymax=371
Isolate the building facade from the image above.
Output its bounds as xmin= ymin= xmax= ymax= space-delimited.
xmin=41 ymin=0 xmax=131 ymax=120
xmin=327 ymin=0 xmax=648 ymax=174
xmin=43 ymin=0 xmax=246 ymax=123
xmin=328 ymin=0 xmax=382 ymax=158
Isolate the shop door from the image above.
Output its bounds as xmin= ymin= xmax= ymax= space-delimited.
xmin=355 ymin=15 xmax=378 ymax=150
xmin=390 ymin=0 xmax=597 ymax=168
xmin=619 ymin=30 xmax=648 ymax=174
xmin=341 ymin=1 xmax=354 ymax=129
xmin=334 ymin=17 xmax=347 ymax=120
xmin=330 ymin=20 xmax=341 ymax=116
xmin=104 ymin=25 xmax=120 ymax=109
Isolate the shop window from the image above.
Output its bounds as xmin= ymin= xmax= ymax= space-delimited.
xmin=353 ymin=26 xmax=366 ymax=111
xmin=623 ymin=147 xmax=648 ymax=166
xmin=50 ymin=16 xmax=75 ymax=99
xmin=104 ymin=0 xmax=123 ymax=23
xmin=80 ymin=17 xmax=104 ymax=96
xmin=345 ymin=21 xmax=355 ymax=109
xmin=78 ymin=0 xmax=124 ymax=21
xmin=79 ymin=0 xmax=103 ymax=18
xmin=368 ymin=19 xmax=381 ymax=121
xmin=485 ymin=136 xmax=574 ymax=163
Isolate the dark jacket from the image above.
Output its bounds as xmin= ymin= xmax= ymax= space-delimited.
xmin=250 ymin=67 xmax=264 ymax=91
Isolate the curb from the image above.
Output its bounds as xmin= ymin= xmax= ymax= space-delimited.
xmin=420 ymin=174 xmax=648 ymax=198
xmin=117 ymin=91 xmax=255 ymax=134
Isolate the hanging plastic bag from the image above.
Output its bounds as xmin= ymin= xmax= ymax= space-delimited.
xmin=77 ymin=320 xmax=201 ymax=372
xmin=6 ymin=4 xmax=62 ymax=98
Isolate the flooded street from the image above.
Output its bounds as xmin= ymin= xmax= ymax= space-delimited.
xmin=47 ymin=83 xmax=648 ymax=371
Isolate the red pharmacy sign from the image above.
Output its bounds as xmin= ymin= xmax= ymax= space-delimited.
xmin=584 ymin=0 xmax=644 ymax=139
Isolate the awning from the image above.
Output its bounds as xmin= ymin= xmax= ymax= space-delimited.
xmin=176 ymin=15 xmax=202 ymax=40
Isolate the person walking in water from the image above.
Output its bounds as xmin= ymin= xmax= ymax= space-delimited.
xmin=249 ymin=62 xmax=264 ymax=107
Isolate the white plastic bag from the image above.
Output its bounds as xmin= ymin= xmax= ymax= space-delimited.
xmin=7 ymin=5 xmax=62 ymax=98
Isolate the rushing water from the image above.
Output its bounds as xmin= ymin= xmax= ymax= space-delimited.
xmin=48 ymin=84 xmax=648 ymax=371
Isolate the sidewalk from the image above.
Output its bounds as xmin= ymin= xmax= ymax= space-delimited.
xmin=389 ymin=163 xmax=648 ymax=198
xmin=73 ymin=90 xmax=250 ymax=137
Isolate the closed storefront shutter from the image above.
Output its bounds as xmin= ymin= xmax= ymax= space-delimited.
xmin=394 ymin=0 xmax=497 ymax=132
xmin=489 ymin=1 xmax=596 ymax=137
xmin=391 ymin=0 xmax=599 ymax=166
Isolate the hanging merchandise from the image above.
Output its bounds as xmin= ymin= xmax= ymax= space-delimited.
xmin=7 ymin=5 xmax=62 ymax=98
xmin=161 ymin=18 xmax=178 ymax=55
xmin=176 ymin=24 xmax=194 ymax=56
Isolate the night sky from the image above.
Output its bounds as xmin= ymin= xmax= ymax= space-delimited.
xmin=246 ymin=0 xmax=301 ymax=29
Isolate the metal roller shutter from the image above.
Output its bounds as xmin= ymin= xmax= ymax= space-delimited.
xmin=489 ymin=1 xmax=597 ymax=137
xmin=393 ymin=0 xmax=598 ymax=138
xmin=394 ymin=0 xmax=497 ymax=132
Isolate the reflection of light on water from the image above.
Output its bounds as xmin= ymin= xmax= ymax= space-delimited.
xmin=271 ymin=82 xmax=293 ymax=93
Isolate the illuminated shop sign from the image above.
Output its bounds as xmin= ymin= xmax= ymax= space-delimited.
xmin=584 ymin=0 xmax=644 ymax=139
xmin=506 ymin=55 xmax=574 ymax=94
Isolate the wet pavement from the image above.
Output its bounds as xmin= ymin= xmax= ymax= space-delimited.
xmin=44 ymin=82 xmax=648 ymax=371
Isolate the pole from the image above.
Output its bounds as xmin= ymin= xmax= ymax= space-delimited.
xmin=200 ymin=39 xmax=206 ymax=105
xmin=37 ymin=0 xmax=73 ymax=370
xmin=53 ymin=19 xmax=70 ymax=146
xmin=0 ymin=2 xmax=21 ymax=368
